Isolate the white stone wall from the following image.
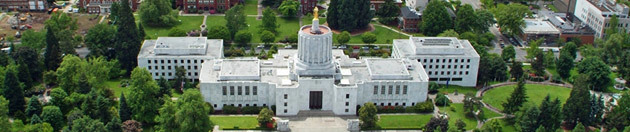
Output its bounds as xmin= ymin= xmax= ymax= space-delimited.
xmin=200 ymin=82 xmax=275 ymax=110
xmin=356 ymin=81 xmax=427 ymax=107
xmin=412 ymin=57 xmax=479 ymax=87
xmin=138 ymin=57 xmax=214 ymax=80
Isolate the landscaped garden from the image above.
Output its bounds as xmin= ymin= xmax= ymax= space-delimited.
xmin=138 ymin=16 xmax=205 ymax=39
xmin=376 ymin=114 xmax=432 ymax=129
xmin=438 ymin=103 xmax=502 ymax=130
xmin=437 ymin=85 xmax=478 ymax=95
xmin=210 ymin=116 xmax=262 ymax=130
xmin=481 ymin=84 xmax=571 ymax=111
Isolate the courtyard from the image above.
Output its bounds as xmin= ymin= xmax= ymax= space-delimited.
xmin=482 ymin=84 xmax=572 ymax=111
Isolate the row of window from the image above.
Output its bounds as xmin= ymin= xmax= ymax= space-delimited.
xmin=216 ymin=103 xmax=266 ymax=108
xmin=222 ymin=86 xmax=258 ymax=95
xmin=427 ymin=71 xmax=469 ymax=76
xmin=147 ymin=59 xmax=204 ymax=64
xmin=373 ymin=85 xmax=408 ymax=95
xmin=419 ymin=58 xmax=471 ymax=64
xmin=373 ymin=102 xmax=412 ymax=106
xmin=153 ymin=72 xmax=198 ymax=77
xmin=147 ymin=65 xmax=198 ymax=70
xmin=429 ymin=78 xmax=463 ymax=81
xmin=423 ymin=64 xmax=470 ymax=69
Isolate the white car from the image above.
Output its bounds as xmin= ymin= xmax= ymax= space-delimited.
xmin=284 ymin=45 xmax=292 ymax=49
xmin=256 ymin=45 xmax=264 ymax=49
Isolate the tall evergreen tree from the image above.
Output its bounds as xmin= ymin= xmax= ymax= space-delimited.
xmin=0 ymin=96 xmax=10 ymax=130
xmin=30 ymin=114 xmax=41 ymax=124
xmin=502 ymin=78 xmax=527 ymax=114
xmin=119 ymin=93 xmax=132 ymax=122
xmin=157 ymin=77 xmax=171 ymax=97
xmin=261 ymin=8 xmax=278 ymax=33
xmin=355 ymin=0 xmax=373 ymax=30
xmin=25 ymin=96 xmax=42 ymax=118
xmin=110 ymin=2 xmax=120 ymax=21
xmin=572 ymin=123 xmax=586 ymax=132
xmin=138 ymin=24 xmax=146 ymax=40
xmin=105 ymin=116 xmax=122 ymax=132
xmin=326 ymin=0 xmax=340 ymax=29
xmin=337 ymin=0 xmax=356 ymax=32
xmin=3 ymin=67 xmax=25 ymax=118
xmin=538 ymin=95 xmax=562 ymax=132
xmin=517 ymin=106 xmax=540 ymax=132
xmin=114 ymin=0 xmax=142 ymax=75
xmin=421 ymin=0 xmax=453 ymax=36
xmin=510 ymin=61 xmax=524 ymax=80
xmin=16 ymin=60 xmax=33 ymax=89
xmin=44 ymin=27 xmax=62 ymax=71
xmin=563 ymin=74 xmax=593 ymax=128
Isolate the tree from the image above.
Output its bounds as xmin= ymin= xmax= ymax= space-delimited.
xmin=0 ymin=96 xmax=11 ymax=130
xmin=563 ymin=42 xmax=578 ymax=59
xmin=45 ymin=12 xmax=79 ymax=55
xmin=473 ymin=10 xmax=496 ymax=33
xmin=428 ymin=82 xmax=440 ymax=94
xmin=455 ymin=119 xmax=466 ymax=131
xmin=421 ymin=0 xmax=453 ymax=36
xmin=455 ymin=4 xmax=476 ymax=33
xmin=327 ymin=0 xmax=373 ymax=31
xmin=326 ymin=0 xmax=341 ymax=28
xmin=531 ymin=48 xmax=545 ymax=76
xmin=49 ymin=88 xmax=67 ymax=111
xmin=3 ymin=67 xmax=25 ymax=118
xmin=257 ymin=108 xmax=274 ymax=128
xmin=173 ymin=66 xmax=187 ymax=93
xmin=544 ymin=51 xmax=556 ymax=68
xmin=603 ymin=92 xmax=630 ymax=130
xmin=44 ymin=27 xmax=62 ymax=71
xmin=138 ymin=0 xmax=178 ymax=27
xmin=11 ymin=47 xmax=41 ymax=85
xmin=207 ymin=26 xmax=231 ymax=41
xmin=502 ymin=45 xmax=515 ymax=62
xmin=589 ymin=94 xmax=605 ymax=125
xmin=563 ymin=74 xmax=593 ymax=128
xmin=85 ymin=23 xmax=117 ymax=57
xmin=517 ymin=106 xmax=540 ymax=132
xmin=337 ymin=31 xmax=351 ymax=45
xmin=157 ymin=77 xmax=171 ymax=97
xmin=492 ymin=4 xmax=531 ymax=36
xmin=557 ymin=51 xmax=574 ymax=79
xmin=234 ymin=30 xmax=253 ymax=46
xmin=30 ymin=114 xmax=41 ymax=124
xmin=437 ymin=29 xmax=459 ymax=37
xmin=155 ymin=95 xmax=178 ymax=132
xmin=576 ymin=57 xmax=610 ymax=91
xmin=16 ymin=60 xmax=33 ymax=90
xmin=114 ymin=0 xmax=142 ymax=75
xmin=225 ymin=5 xmax=247 ymax=38
xmin=435 ymin=93 xmax=450 ymax=106
xmin=510 ymin=61 xmax=524 ymax=80
xmin=106 ymin=117 xmax=122 ymax=132
xmin=122 ymin=120 xmax=142 ymax=132
xmin=127 ymin=68 xmax=160 ymax=124
xmin=425 ymin=117 xmax=449 ymax=132
xmin=261 ymin=30 xmax=276 ymax=44
xmin=0 ymin=51 xmax=9 ymax=67
xmin=572 ymin=123 xmax=585 ymax=132
xmin=376 ymin=0 xmax=400 ymax=24
xmin=168 ymin=28 xmax=187 ymax=37
xmin=41 ymin=106 xmax=63 ymax=131
xmin=110 ymin=2 xmax=120 ymax=20
xmin=56 ymin=55 xmax=83 ymax=93
xmin=502 ymin=78 xmax=527 ymax=114
xmin=358 ymin=102 xmax=377 ymax=129
xmin=138 ymin=24 xmax=146 ymax=39
xmin=262 ymin=0 xmax=281 ymax=7
xmin=361 ymin=33 xmax=377 ymax=44
xmin=535 ymin=126 xmax=546 ymax=132
xmin=605 ymin=15 xmax=619 ymax=37
xmin=175 ymin=89 xmax=212 ymax=132
xmin=25 ymin=96 xmax=42 ymax=118
xmin=71 ymin=116 xmax=107 ymax=132
xmin=537 ymin=95 xmax=562 ymax=131
xmin=482 ymin=119 xmax=502 ymax=132
xmin=478 ymin=53 xmax=508 ymax=85
xmin=261 ymin=8 xmax=278 ymax=33
xmin=20 ymin=30 xmax=46 ymax=52
xmin=463 ymin=93 xmax=484 ymax=119
xmin=278 ymin=0 xmax=299 ymax=17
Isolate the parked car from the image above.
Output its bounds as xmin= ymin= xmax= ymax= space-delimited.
xmin=362 ymin=46 xmax=369 ymax=50
xmin=256 ymin=45 xmax=264 ymax=49
xmin=373 ymin=46 xmax=380 ymax=50
xmin=500 ymin=43 xmax=505 ymax=48
xmin=284 ymin=45 xmax=293 ymax=49
xmin=338 ymin=45 xmax=347 ymax=49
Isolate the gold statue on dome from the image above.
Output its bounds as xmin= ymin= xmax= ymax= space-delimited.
xmin=313 ymin=7 xmax=319 ymax=20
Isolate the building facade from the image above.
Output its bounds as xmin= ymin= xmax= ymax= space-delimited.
xmin=77 ymin=0 xmax=139 ymax=13
xmin=299 ymin=0 xmax=317 ymax=14
xmin=521 ymin=19 xmax=562 ymax=44
xmin=574 ymin=0 xmax=630 ymax=38
xmin=392 ymin=37 xmax=480 ymax=87
xmin=370 ymin=0 xmax=402 ymax=12
xmin=176 ymin=0 xmax=239 ymax=13
xmin=399 ymin=6 xmax=421 ymax=32
xmin=0 ymin=0 xmax=46 ymax=11
xmin=199 ymin=17 xmax=429 ymax=116
xmin=137 ymin=37 xmax=224 ymax=80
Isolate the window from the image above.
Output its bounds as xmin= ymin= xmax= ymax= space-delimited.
xmin=284 ymin=109 xmax=287 ymax=113
xmin=195 ymin=72 xmax=198 ymax=76
xmin=436 ymin=59 xmax=439 ymax=63
xmin=154 ymin=66 xmax=158 ymax=69
xmin=222 ymin=86 xmax=227 ymax=95
xmin=428 ymin=71 xmax=432 ymax=75
xmin=148 ymin=66 xmax=152 ymax=70
xmin=229 ymin=86 xmax=234 ymax=95
xmin=154 ymin=60 xmax=157 ymax=63
xmin=395 ymin=103 xmax=399 ymax=106
xmin=346 ymin=94 xmax=350 ymax=98
xmin=168 ymin=66 xmax=172 ymax=70
xmin=253 ymin=86 xmax=257 ymax=95
xmin=388 ymin=103 xmax=392 ymax=106
xmin=460 ymin=71 xmax=463 ymax=75
xmin=188 ymin=66 xmax=191 ymax=69
xmin=454 ymin=65 xmax=457 ymax=69
xmin=238 ymin=104 xmax=242 ymax=107
xmin=467 ymin=65 xmax=470 ymax=69
xmin=402 ymin=103 xmax=406 ymax=106
xmin=430 ymin=59 xmax=433 ymax=63
xmin=403 ymin=85 xmax=408 ymax=94
xmin=181 ymin=60 xmax=184 ymax=63
xmin=381 ymin=103 xmax=385 ymax=106
xmin=194 ymin=60 xmax=198 ymax=63
xmin=161 ymin=60 xmax=164 ymax=63
xmin=188 ymin=72 xmax=191 ymax=76
xmin=284 ymin=102 xmax=287 ymax=106
xmin=147 ymin=60 xmax=151 ymax=64
xmin=345 ymin=109 xmax=349 ymax=112
xmin=245 ymin=86 xmax=250 ymax=95
xmin=443 ymin=59 xmax=446 ymax=62
xmin=429 ymin=65 xmax=433 ymax=68
xmin=214 ymin=104 xmax=217 ymax=108
xmin=174 ymin=59 xmax=177 ymax=63
xmin=423 ymin=59 xmax=427 ymax=63
xmin=452 ymin=78 xmax=463 ymax=81
xmin=161 ymin=66 xmax=165 ymax=70
xmin=155 ymin=73 xmax=159 ymax=76
xmin=381 ymin=86 xmax=386 ymax=94
xmin=447 ymin=71 xmax=450 ymax=75
xmin=374 ymin=86 xmax=378 ymax=94
xmin=449 ymin=59 xmax=452 ymax=63
xmin=395 ymin=85 xmax=400 ymax=94
xmin=167 ymin=60 xmax=171 ymax=63
xmin=388 ymin=85 xmax=393 ymax=94
xmin=194 ymin=66 xmax=198 ymax=70
xmin=162 ymin=72 xmax=165 ymax=76
xmin=284 ymin=94 xmax=288 ymax=99
xmin=237 ymin=86 xmax=242 ymax=95
xmin=441 ymin=71 xmax=444 ymax=75
xmin=467 ymin=59 xmax=470 ymax=62
xmin=423 ymin=65 xmax=426 ymax=68
xmin=466 ymin=71 xmax=469 ymax=75
xmin=455 ymin=59 xmax=458 ymax=63
xmin=442 ymin=65 xmax=445 ymax=69
xmin=448 ymin=65 xmax=451 ymax=69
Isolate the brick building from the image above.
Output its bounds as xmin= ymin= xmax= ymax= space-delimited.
xmin=398 ymin=6 xmax=420 ymax=32
xmin=299 ymin=0 xmax=317 ymax=14
xmin=0 ymin=0 xmax=47 ymax=11
xmin=370 ymin=0 xmax=402 ymax=12
xmin=176 ymin=0 xmax=240 ymax=13
xmin=77 ymin=0 xmax=139 ymax=13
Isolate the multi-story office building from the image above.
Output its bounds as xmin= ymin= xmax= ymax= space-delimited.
xmin=392 ymin=37 xmax=480 ymax=87
xmin=77 ymin=0 xmax=139 ymax=13
xmin=0 ymin=0 xmax=46 ymax=11
xmin=574 ymin=0 xmax=630 ymax=38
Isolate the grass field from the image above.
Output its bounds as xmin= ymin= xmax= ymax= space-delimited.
xmin=244 ymin=0 xmax=258 ymax=15
xmin=206 ymin=16 xmax=300 ymax=43
xmin=139 ymin=16 xmax=205 ymax=39
xmin=438 ymin=103 xmax=478 ymax=130
xmin=482 ymin=119 xmax=517 ymax=131
xmin=482 ymin=84 xmax=571 ymax=111
xmin=437 ymin=85 xmax=478 ymax=95
xmin=376 ymin=114 xmax=432 ymax=129
xmin=339 ymin=25 xmax=409 ymax=44
xmin=210 ymin=116 xmax=260 ymax=129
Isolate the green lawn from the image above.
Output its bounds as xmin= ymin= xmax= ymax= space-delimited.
xmin=438 ymin=103 xmax=478 ymax=130
xmin=437 ymin=85 xmax=478 ymax=95
xmin=206 ymin=16 xmax=227 ymax=28
xmin=244 ymin=0 xmax=258 ymax=15
xmin=205 ymin=16 xmax=300 ymax=43
xmin=376 ymin=115 xmax=432 ymax=129
xmin=482 ymin=119 xmax=517 ymax=131
xmin=483 ymin=107 xmax=503 ymax=119
xmin=338 ymin=25 xmax=409 ymax=44
xmin=210 ymin=116 xmax=261 ymax=129
xmin=139 ymin=16 xmax=205 ymax=39
xmin=482 ymin=84 xmax=571 ymax=111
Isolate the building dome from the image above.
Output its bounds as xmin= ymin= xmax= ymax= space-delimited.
xmin=294 ymin=10 xmax=335 ymax=76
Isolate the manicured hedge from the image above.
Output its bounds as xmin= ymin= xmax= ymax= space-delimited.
xmin=376 ymin=99 xmax=434 ymax=113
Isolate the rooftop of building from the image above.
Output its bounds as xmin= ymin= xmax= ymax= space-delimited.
xmin=393 ymin=37 xmax=480 ymax=57
xmin=584 ymin=0 xmax=629 ymax=13
xmin=400 ymin=6 xmax=420 ymax=19
xmin=539 ymin=11 xmax=596 ymax=34
xmin=200 ymin=50 xmax=428 ymax=87
xmin=523 ymin=19 xmax=562 ymax=34
xmin=138 ymin=37 xmax=224 ymax=59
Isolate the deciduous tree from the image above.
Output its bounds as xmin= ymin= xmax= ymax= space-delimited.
xmin=234 ymin=30 xmax=253 ymax=46
xmin=278 ymin=0 xmax=299 ymax=17
xmin=557 ymin=51 xmax=574 ymax=79
xmin=225 ymin=5 xmax=247 ymax=38
xmin=71 ymin=116 xmax=107 ymax=132
xmin=455 ymin=5 xmax=476 ymax=33
xmin=337 ymin=31 xmax=350 ymax=45
xmin=207 ymin=26 xmax=231 ymax=41
xmin=361 ymin=33 xmax=377 ymax=44
xmin=127 ymin=68 xmax=160 ymax=124
xmin=492 ymin=4 xmax=531 ymax=36
xmin=576 ymin=57 xmax=610 ymax=91
xmin=138 ymin=0 xmax=178 ymax=27
xmin=261 ymin=30 xmax=276 ymax=44
xmin=359 ymin=102 xmax=377 ymax=128
xmin=502 ymin=45 xmax=515 ymax=62
xmin=41 ymin=106 xmax=63 ymax=131
xmin=425 ymin=117 xmax=449 ymax=132
xmin=85 ymin=24 xmax=116 ymax=58
xmin=261 ymin=8 xmax=278 ymax=33
xmin=421 ymin=0 xmax=453 ymax=36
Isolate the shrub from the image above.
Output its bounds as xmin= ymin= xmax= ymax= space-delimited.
xmin=241 ymin=106 xmax=263 ymax=114
xmin=222 ymin=105 xmax=238 ymax=114
xmin=435 ymin=93 xmax=451 ymax=106
xmin=412 ymin=100 xmax=434 ymax=113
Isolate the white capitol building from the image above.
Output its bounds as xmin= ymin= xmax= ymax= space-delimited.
xmin=137 ymin=12 xmax=479 ymax=116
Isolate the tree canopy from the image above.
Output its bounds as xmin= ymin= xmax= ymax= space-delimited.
xmin=492 ymin=4 xmax=531 ymax=36
xmin=421 ymin=0 xmax=453 ymax=36
xmin=138 ymin=0 xmax=179 ymax=27
xmin=278 ymin=0 xmax=300 ymax=17
xmin=127 ymin=67 xmax=161 ymax=124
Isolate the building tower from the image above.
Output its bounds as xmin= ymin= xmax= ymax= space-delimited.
xmin=295 ymin=7 xmax=336 ymax=76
